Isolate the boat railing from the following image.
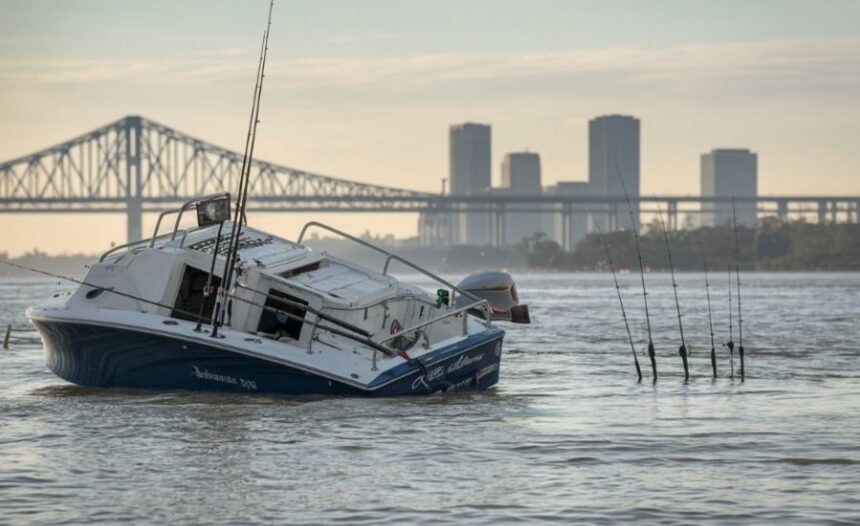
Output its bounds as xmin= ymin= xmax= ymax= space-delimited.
xmin=99 ymin=193 xmax=231 ymax=262
xmin=305 ymin=294 xmax=490 ymax=369
xmin=317 ymin=294 xmax=438 ymax=317
xmin=375 ymin=299 xmax=490 ymax=345
xmin=151 ymin=192 xmax=231 ymax=246
xmin=99 ymin=234 xmax=171 ymax=262
xmin=297 ymin=221 xmax=481 ymax=304
xmin=368 ymin=298 xmax=489 ymax=370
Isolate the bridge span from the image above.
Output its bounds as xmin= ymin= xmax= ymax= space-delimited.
xmin=1 ymin=116 xmax=858 ymax=246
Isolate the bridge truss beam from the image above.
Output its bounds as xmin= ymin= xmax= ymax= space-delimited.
xmin=1 ymin=116 xmax=859 ymax=245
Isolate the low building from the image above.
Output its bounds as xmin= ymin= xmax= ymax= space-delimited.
xmin=701 ymin=149 xmax=758 ymax=227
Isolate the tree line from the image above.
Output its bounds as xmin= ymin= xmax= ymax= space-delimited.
xmin=515 ymin=218 xmax=860 ymax=271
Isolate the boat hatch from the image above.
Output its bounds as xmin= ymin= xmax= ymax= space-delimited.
xmin=171 ymin=265 xmax=221 ymax=322
xmin=280 ymin=261 xmax=321 ymax=278
xmin=257 ymin=289 xmax=308 ymax=340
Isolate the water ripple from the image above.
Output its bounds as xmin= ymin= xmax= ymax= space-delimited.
xmin=0 ymin=273 xmax=859 ymax=524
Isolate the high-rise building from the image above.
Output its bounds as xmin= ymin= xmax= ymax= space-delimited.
xmin=500 ymin=152 xmax=543 ymax=245
xmin=701 ymin=149 xmax=758 ymax=227
xmin=589 ymin=115 xmax=640 ymax=231
xmin=450 ymin=123 xmax=492 ymax=245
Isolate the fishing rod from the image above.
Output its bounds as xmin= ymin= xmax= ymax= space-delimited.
xmin=212 ymin=27 xmax=267 ymax=337
xmin=703 ymin=258 xmax=717 ymax=379
xmin=617 ymin=171 xmax=657 ymax=382
xmin=725 ymin=263 xmax=735 ymax=379
xmin=654 ymin=199 xmax=689 ymax=381
xmin=595 ymin=222 xmax=643 ymax=382
xmin=215 ymin=0 xmax=275 ymax=337
xmin=731 ymin=198 xmax=745 ymax=381
xmin=195 ymin=221 xmax=226 ymax=332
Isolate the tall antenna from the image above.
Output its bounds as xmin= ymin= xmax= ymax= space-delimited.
xmin=617 ymin=170 xmax=657 ymax=382
xmin=655 ymin=199 xmax=689 ymax=381
xmin=726 ymin=263 xmax=735 ymax=379
xmin=732 ymin=198 xmax=745 ymax=381
xmin=596 ymin=223 xmax=643 ymax=382
xmin=213 ymin=0 xmax=275 ymax=337
xmin=703 ymin=257 xmax=717 ymax=379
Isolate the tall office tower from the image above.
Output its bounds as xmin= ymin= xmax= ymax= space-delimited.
xmin=544 ymin=182 xmax=599 ymax=250
xmin=450 ymin=123 xmax=492 ymax=245
xmin=701 ymin=149 xmax=758 ymax=227
xmin=589 ymin=115 xmax=640 ymax=231
xmin=501 ymin=152 xmax=544 ymax=244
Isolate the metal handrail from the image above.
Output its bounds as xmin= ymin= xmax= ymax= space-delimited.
xmin=170 ymin=192 xmax=230 ymax=241
xmin=178 ymin=225 xmax=207 ymax=248
xmin=296 ymin=221 xmax=480 ymax=303
xmin=319 ymin=293 xmax=438 ymax=314
xmin=101 ymin=193 xmax=231 ymax=261
xmin=375 ymin=299 xmax=490 ymax=345
xmin=100 ymin=233 xmax=171 ymax=262
xmin=149 ymin=192 xmax=230 ymax=247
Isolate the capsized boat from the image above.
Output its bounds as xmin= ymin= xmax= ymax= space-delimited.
xmin=27 ymin=194 xmax=530 ymax=396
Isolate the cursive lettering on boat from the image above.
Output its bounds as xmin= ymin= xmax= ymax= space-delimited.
xmin=447 ymin=352 xmax=484 ymax=374
xmin=191 ymin=366 xmax=258 ymax=390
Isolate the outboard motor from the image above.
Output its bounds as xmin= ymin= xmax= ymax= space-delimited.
xmin=456 ymin=271 xmax=530 ymax=324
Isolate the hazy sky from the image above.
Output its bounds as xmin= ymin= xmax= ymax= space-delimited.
xmin=1 ymin=0 xmax=859 ymax=255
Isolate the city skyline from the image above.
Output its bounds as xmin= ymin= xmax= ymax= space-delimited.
xmin=1 ymin=0 xmax=859 ymax=255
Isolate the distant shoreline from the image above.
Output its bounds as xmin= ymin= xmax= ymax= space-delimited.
xmin=4 ymin=220 xmax=859 ymax=276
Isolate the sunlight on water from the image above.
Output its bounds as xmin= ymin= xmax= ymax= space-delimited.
xmin=1 ymin=273 xmax=859 ymax=524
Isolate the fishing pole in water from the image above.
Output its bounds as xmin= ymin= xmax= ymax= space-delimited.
xmin=703 ymin=258 xmax=717 ymax=379
xmin=731 ymin=198 xmax=746 ymax=381
xmin=617 ymin=170 xmax=657 ymax=382
xmin=654 ymin=199 xmax=689 ymax=381
xmin=595 ymin=222 xmax=643 ymax=382
xmin=726 ymin=263 xmax=735 ymax=379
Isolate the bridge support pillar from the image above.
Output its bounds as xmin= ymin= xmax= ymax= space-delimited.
xmin=561 ymin=203 xmax=572 ymax=251
xmin=490 ymin=203 xmax=505 ymax=247
xmin=125 ymin=116 xmax=143 ymax=243
xmin=127 ymin=203 xmax=142 ymax=245
xmin=668 ymin=200 xmax=678 ymax=230
xmin=777 ymin=199 xmax=788 ymax=221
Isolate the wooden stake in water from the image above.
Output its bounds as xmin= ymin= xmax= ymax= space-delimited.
xmin=3 ymin=324 xmax=10 ymax=349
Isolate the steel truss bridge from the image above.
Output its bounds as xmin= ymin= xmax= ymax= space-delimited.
xmin=1 ymin=115 xmax=858 ymax=246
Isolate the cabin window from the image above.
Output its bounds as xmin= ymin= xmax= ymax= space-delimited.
xmin=171 ymin=266 xmax=221 ymax=322
xmin=257 ymin=289 xmax=308 ymax=340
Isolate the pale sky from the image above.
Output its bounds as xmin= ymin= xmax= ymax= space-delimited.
xmin=1 ymin=0 xmax=859 ymax=255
